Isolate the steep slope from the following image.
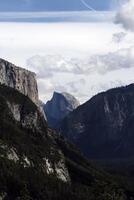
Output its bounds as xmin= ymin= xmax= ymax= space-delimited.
xmin=60 ymin=84 xmax=134 ymax=159
xmin=0 ymin=84 xmax=127 ymax=200
xmin=0 ymin=58 xmax=38 ymax=104
xmin=0 ymin=84 xmax=70 ymax=181
xmin=39 ymin=100 xmax=47 ymax=121
xmin=44 ymin=92 xmax=80 ymax=128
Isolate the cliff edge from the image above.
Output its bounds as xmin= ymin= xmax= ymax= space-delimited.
xmin=0 ymin=58 xmax=38 ymax=105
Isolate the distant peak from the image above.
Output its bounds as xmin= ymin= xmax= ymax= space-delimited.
xmin=44 ymin=91 xmax=80 ymax=128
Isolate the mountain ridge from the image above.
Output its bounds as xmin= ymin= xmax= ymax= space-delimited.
xmin=60 ymin=83 xmax=134 ymax=159
xmin=0 ymin=83 xmax=127 ymax=200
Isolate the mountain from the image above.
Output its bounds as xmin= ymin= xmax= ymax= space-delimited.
xmin=0 ymin=59 xmax=127 ymax=199
xmin=60 ymin=84 xmax=134 ymax=160
xmin=0 ymin=58 xmax=38 ymax=105
xmin=44 ymin=91 xmax=80 ymax=128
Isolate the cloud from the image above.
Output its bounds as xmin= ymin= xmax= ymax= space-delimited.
xmin=27 ymin=54 xmax=98 ymax=77
xmin=112 ymin=32 xmax=127 ymax=43
xmin=115 ymin=0 xmax=134 ymax=31
xmin=27 ymin=54 xmax=80 ymax=78
xmin=26 ymin=46 xmax=134 ymax=103
xmin=27 ymin=46 xmax=134 ymax=80
xmin=0 ymin=11 xmax=133 ymax=104
xmin=0 ymin=21 xmax=121 ymax=103
xmin=26 ymin=54 xmax=95 ymax=78
xmin=0 ymin=11 xmax=114 ymax=23
xmin=38 ymin=78 xmax=87 ymax=103
xmin=91 ymin=46 xmax=134 ymax=74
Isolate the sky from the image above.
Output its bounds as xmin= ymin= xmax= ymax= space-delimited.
xmin=0 ymin=0 xmax=134 ymax=103
xmin=0 ymin=0 xmax=121 ymax=11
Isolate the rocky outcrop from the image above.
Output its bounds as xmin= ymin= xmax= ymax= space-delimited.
xmin=0 ymin=84 xmax=70 ymax=184
xmin=0 ymin=58 xmax=38 ymax=105
xmin=44 ymin=92 xmax=80 ymax=128
xmin=8 ymin=101 xmax=42 ymax=131
xmin=60 ymin=84 xmax=134 ymax=159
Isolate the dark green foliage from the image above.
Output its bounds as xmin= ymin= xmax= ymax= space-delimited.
xmin=0 ymin=84 xmax=128 ymax=200
xmin=0 ymin=84 xmax=37 ymax=115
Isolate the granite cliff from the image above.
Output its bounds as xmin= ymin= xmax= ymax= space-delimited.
xmin=44 ymin=91 xmax=80 ymax=128
xmin=0 ymin=58 xmax=38 ymax=105
xmin=60 ymin=84 xmax=134 ymax=159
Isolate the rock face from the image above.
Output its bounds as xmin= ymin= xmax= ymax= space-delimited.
xmin=0 ymin=58 xmax=38 ymax=105
xmin=0 ymin=84 xmax=70 ymax=184
xmin=0 ymin=84 xmax=126 ymax=200
xmin=39 ymin=100 xmax=47 ymax=121
xmin=60 ymin=84 xmax=134 ymax=159
xmin=44 ymin=91 xmax=80 ymax=128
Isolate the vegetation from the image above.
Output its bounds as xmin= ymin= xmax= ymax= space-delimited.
xmin=0 ymin=84 xmax=129 ymax=199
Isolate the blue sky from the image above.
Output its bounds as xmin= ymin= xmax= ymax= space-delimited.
xmin=0 ymin=0 xmax=119 ymax=11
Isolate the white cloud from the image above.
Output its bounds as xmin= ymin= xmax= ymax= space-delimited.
xmin=115 ymin=0 xmax=134 ymax=31
xmin=27 ymin=46 xmax=134 ymax=78
xmin=0 ymin=21 xmax=118 ymax=66
xmin=112 ymin=32 xmax=127 ymax=43
xmin=27 ymin=54 xmax=79 ymax=78
xmin=26 ymin=45 xmax=134 ymax=103
xmin=0 ymin=8 xmax=134 ymax=104
xmin=0 ymin=11 xmax=115 ymax=22
xmin=91 ymin=46 xmax=134 ymax=74
xmin=0 ymin=21 xmax=121 ymax=103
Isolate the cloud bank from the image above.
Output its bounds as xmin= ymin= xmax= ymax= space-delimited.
xmin=26 ymin=45 xmax=134 ymax=103
xmin=0 ymin=11 xmax=114 ymax=22
xmin=27 ymin=47 xmax=134 ymax=78
xmin=116 ymin=0 xmax=134 ymax=31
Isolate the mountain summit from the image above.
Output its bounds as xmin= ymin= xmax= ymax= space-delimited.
xmin=44 ymin=91 xmax=80 ymax=128
xmin=0 ymin=58 xmax=38 ymax=105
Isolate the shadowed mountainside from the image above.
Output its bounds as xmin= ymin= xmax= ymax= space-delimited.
xmin=0 ymin=84 xmax=127 ymax=200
